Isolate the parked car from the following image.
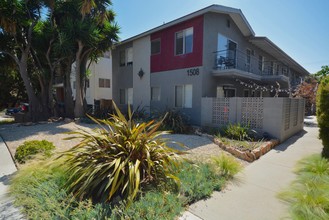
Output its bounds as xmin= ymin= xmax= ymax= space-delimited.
xmin=5 ymin=103 xmax=29 ymax=116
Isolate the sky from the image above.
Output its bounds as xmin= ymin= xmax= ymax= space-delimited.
xmin=111 ymin=0 xmax=329 ymax=74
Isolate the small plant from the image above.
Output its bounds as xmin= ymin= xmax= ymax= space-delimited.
xmin=61 ymin=103 xmax=182 ymax=205
xmin=224 ymin=123 xmax=250 ymax=141
xmin=212 ymin=153 xmax=242 ymax=178
xmin=278 ymin=155 xmax=329 ymax=220
xmin=14 ymin=140 xmax=55 ymax=163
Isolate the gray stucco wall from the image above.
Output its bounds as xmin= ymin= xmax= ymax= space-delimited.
xmin=150 ymin=66 xmax=203 ymax=125
xmin=112 ymin=42 xmax=133 ymax=110
xmin=202 ymin=12 xmax=282 ymax=98
xmin=133 ymin=36 xmax=151 ymax=112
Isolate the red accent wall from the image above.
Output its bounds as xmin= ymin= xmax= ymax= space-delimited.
xmin=151 ymin=15 xmax=203 ymax=73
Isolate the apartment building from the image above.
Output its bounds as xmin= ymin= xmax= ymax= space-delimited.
xmin=111 ymin=5 xmax=309 ymax=125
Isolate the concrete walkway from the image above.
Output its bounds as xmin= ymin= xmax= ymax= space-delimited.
xmin=0 ymin=136 xmax=24 ymax=220
xmin=180 ymin=117 xmax=322 ymax=220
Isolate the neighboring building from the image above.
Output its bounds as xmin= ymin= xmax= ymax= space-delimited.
xmin=111 ymin=5 xmax=309 ymax=125
xmin=53 ymin=55 xmax=112 ymax=115
xmin=71 ymin=56 xmax=113 ymax=106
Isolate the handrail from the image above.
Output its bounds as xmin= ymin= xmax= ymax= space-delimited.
xmin=213 ymin=49 xmax=290 ymax=77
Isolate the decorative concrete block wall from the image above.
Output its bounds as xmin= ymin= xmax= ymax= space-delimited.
xmin=201 ymin=97 xmax=305 ymax=142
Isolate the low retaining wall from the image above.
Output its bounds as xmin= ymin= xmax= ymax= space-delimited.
xmin=214 ymin=138 xmax=280 ymax=162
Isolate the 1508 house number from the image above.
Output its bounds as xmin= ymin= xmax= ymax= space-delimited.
xmin=187 ymin=68 xmax=200 ymax=76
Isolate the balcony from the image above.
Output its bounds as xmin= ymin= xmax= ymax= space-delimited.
xmin=212 ymin=49 xmax=290 ymax=84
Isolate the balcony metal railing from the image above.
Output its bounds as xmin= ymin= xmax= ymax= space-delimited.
xmin=213 ymin=49 xmax=290 ymax=77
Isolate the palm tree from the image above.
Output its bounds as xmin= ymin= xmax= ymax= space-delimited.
xmin=0 ymin=0 xmax=52 ymax=121
xmin=53 ymin=0 xmax=119 ymax=118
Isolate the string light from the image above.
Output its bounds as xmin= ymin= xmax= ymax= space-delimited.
xmin=235 ymin=78 xmax=291 ymax=95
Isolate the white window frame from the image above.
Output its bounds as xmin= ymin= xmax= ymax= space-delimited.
xmin=119 ymin=88 xmax=133 ymax=105
xmin=151 ymin=87 xmax=161 ymax=101
xmin=126 ymin=47 xmax=133 ymax=66
xmin=119 ymin=50 xmax=125 ymax=66
xmin=151 ymin=39 xmax=161 ymax=55
xmin=99 ymin=78 xmax=110 ymax=88
xmin=175 ymin=27 xmax=193 ymax=56
xmin=175 ymin=84 xmax=192 ymax=108
xmin=258 ymin=55 xmax=264 ymax=72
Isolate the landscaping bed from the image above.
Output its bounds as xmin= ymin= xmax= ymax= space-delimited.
xmin=214 ymin=137 xmax=279 ymax=162
xmin=6 ymin=106 xmax=244 ymax=219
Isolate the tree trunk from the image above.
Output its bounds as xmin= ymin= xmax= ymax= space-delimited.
xmin=64 ymin=66 xmax=74 ymax=118
xmin=18 ymin=53 xmax=48 ymax=122
xmin=74 ymin=41 xmax=84 ymax=118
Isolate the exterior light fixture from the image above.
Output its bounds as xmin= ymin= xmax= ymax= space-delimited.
xmin=138 ymin=68 xmax=144 ymax=78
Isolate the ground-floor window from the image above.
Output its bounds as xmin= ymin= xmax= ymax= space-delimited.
xmin=244 ymin=89 xmax=250 ymax=97
xmin=119 ymin=88 xmax=133 ymax=105
xmin=151 ymin=87 xmax=160 ymax=101
xmin=224 ymin=87 xmax=236 ymax=97
xmin=175 ymin=84 xmax=192 ymax=108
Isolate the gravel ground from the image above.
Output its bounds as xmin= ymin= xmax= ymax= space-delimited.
xmin=0 ymin=121 xmax=248 ymax=167
xmin=0 ymin=121 xmax=98 ymax=156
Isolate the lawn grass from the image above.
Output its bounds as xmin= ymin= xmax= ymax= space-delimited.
xmin=10 ymin=154 xmax=241 ymax=219
xmin=278 ymin=154 xmax=329 ymax=220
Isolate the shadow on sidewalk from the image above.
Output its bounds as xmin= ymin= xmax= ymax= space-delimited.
xmin=273 ymin=130 xmax=308 ymax=152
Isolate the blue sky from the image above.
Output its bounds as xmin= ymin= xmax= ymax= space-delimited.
xmin=111 ymin=0 xmax=329 ymax=74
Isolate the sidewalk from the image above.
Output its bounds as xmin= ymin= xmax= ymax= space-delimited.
xmin=0 ymin=136 xmax=24 ymax=220
xmin=180 ymin=117 xmax=322 ymax=220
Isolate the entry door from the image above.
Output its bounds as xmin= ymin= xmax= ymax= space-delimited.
xmin=224 ymin=88 xmax=236 ymax=97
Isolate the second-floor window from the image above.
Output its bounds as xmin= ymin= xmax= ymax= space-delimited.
xmin=119 ymin=47 xmax=133 ymax=66
xmin=151 ymin=39 xmax=161 ymax=55
xmin=246 ymin=49 xmax=251 ymax=65
xmin=126 ymin=47 xmax=133 ymax=66
xmin=175 ymin=27 xmax=193 ymax=55
xmin=119 ymin=50 xmax=125 ymax=66
xmin=258 ymin=55 xmax=264 ymax=72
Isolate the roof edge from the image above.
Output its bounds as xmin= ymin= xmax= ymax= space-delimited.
xmin=117 ymin=4 xmax=255 ymax=45
xmin=250 ymin=36 xmax=310 ymax=76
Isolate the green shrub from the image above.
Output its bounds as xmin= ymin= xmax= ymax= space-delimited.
xmin=212 ymin=153 xmax=242 ymax=178
xmin=224 ymin=123 xmax=250 ymax=141
xmin=11 ymin=156 xmax=234 ymax=219
xmin=176 ymin=162 xmax=225 ymax=204
xmin=111 ymin=191 xmax=182 ymax=220
xmin=278 ymin=155 xmax=329 ymax=220
xmin=10 ymin=160 xmax=111 ymax=219
xmin=61 ymin=103 xmax=182 ymax=205
xmin=14 ymin=140 xmax=55 ymax=163
xmin=316 ymin=76 xmax=329 ymax=158
xmin=158 ymin=108 xmax=191 ymax=134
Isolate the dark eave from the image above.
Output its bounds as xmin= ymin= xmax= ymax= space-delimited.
xmin=250 ymin=37 xmax=310 ymax=76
